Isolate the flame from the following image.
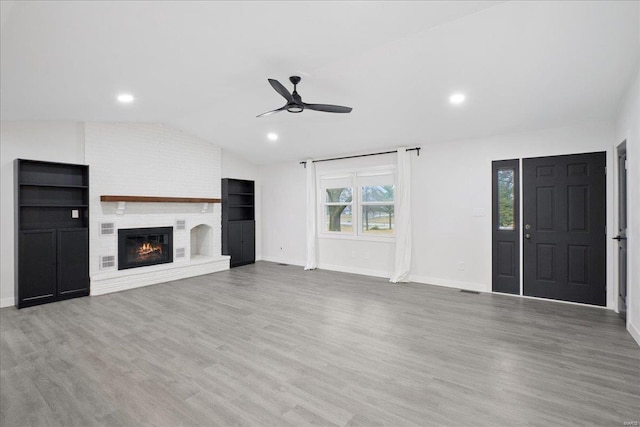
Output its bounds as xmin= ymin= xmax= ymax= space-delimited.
xmin=137 ymin=242 xmax=162 ymax=256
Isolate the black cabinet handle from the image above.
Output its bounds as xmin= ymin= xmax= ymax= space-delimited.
xmin=612 ymin=236 xmax=627 ymax=241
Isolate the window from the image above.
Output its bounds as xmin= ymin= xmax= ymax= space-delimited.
xmin=320 ymin=169 xmax=395 ymax=239
xmin=497 ymin=168 xmax=515 ymax=230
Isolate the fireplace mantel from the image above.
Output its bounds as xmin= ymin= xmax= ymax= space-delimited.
xmin=100 ymin=195 xmax=221 ymax=203
xmin=100 ymin=195 xmax=220 ymax=215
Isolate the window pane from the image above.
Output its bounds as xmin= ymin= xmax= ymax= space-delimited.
xmin=326 ymin=187 xmax=352 ymax=203
xmin=362 ymin=185 xmax=394 ymax=202
xmin=361 ymin=205 xmax=394 ymax=235
xmin=498 ymin=169 xmax=515 ymax=230
xmin=325 ymin=205 xmax=352 ymax=233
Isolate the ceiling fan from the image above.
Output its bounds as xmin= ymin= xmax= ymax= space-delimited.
xmin=257 ymin=76 xmax=352 ymax=118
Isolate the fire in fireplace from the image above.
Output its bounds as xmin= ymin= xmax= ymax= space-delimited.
xmin=118 ymin=227 xmax=173 ymax=270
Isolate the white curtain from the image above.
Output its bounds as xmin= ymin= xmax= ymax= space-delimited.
xmin=304 ymin=159 xmax=317 ymax=270
xmin=390 ymin=147 xmax=412 ymax=283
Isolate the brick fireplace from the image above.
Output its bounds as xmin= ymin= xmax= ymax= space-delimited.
xmin=85 ymin=123 xmax=230 ymax=296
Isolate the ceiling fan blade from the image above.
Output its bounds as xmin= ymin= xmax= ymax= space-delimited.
xmin=268 ymin=79 xmax=293 ymax=102
xmin=256 ymin=105 xmax=287 ymax=118
xmin=304 ymin=103 xmax=352 ymax=113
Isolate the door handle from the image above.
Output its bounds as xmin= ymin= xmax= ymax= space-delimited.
xmin=525 ymin=233 xmax=531 ymax=239
xmin=612 ymin=236 xmax=627 ymax=241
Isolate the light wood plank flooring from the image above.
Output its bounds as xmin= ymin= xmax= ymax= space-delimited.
xmin=1 ymin=261 xmax=639 ymax=426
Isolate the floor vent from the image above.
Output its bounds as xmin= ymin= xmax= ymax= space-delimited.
xmin=460 ymin=289 xmax=480 ymax=294
xmin=277 ymin=263 xmax=289 ymax=266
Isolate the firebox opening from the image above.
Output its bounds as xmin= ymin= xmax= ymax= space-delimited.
xmin=118 ymin=227 xmax=173 ymax=270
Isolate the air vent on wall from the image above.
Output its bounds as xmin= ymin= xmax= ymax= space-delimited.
xmin=100 ymin=222 xmax=115 ymax=236
xmin=176 ymin=248 xmax=186 ymax=258
xmin=100 ymin=255 xmax=116 ymax=269
xmin=176 ymin=220 xmax=186 ymax=230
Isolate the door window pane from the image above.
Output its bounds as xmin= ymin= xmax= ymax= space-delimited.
xmin=325 ymin=205 xmax=352 ymax=233
xmin=498 ymin=169 xmax=515 ymax=230
xmin=361 ymin=205 xmax=394 ymax=235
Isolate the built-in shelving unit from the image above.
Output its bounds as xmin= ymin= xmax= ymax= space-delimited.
xmin=15 ymin=159 xmax=90 ymax=308
xmin=222 ymin=179 xmax=255 ymax=267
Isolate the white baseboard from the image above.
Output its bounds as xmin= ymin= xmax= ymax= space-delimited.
xmin=317 ymin=262 xmax=390 ymax=279
xmin=629 ymin=320 xmax=640 ymax=347
xmin=409 ymin=274 xmax=489 ymax=293
xmin=260 ymin=256 xmax=305 ymax=267
xmin=0 ymin=297 xmax=15 ymax=309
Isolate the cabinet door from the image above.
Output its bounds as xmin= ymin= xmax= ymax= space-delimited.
xmin=57 ymin=229 xmax=89 ymax=296
xmin=19 ymin=230 xmax=56 ymax=305
xmin=228 ymin=222 xmax=243 ymax=266
xmin=241 ymin=221 xmax=255 ymax=264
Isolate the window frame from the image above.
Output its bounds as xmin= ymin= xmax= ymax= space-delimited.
xmin=318 ymin=166 xmax=396 ymax=241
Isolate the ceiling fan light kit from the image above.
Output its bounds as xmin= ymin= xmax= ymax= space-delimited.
xmin=257 ymin=76 xmax=352 ymax=118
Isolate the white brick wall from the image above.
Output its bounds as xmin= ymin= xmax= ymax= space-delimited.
xmin=85 ymin=123 xmax=228 ymax=295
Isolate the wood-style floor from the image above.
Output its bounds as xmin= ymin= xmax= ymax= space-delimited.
xmin=1 ymin=261 xmax=638 ymax=426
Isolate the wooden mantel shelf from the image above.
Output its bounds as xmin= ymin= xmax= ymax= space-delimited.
xmin=100 ymin=195 xmax=221 ymax=203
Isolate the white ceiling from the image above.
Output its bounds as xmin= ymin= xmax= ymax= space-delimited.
xmin=1 ymin=1 xmax=638 ymax=164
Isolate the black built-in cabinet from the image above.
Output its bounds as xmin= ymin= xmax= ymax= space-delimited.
xmin=15 ymin=159 xmax=90 ymax=308
xmin=222 ymin=179 xmax=255 ymax=267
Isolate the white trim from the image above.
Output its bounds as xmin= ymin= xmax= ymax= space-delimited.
xmin=260 ymin=255 xmax=305 ymax=267
xmin=494 ymin=291 xmax=611 ymax=309
xmin=317 ymin=262 xmax=389 ymax=279
xmin=628 ymin=321 xmax=640 ymax=347
xmin=410 ymin=274 xmax=487 ymax=293
xmin=318 ymin=233 xmax=394 ymax=243
xmin=318 ymin=167 xmax=396 ymax=241
xmin=0 ymin=297 xmax=15 ymax=308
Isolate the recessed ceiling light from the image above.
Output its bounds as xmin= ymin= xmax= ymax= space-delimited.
xmin=117 ymin=93 xmax=135 ymax=103
xmin=449 ymin=92 xmax=466 ymax=105
xmin=267 ymin=132 xmax=278 ymax=141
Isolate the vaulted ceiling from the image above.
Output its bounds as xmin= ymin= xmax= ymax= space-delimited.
xmin=1 ymin=1 xmax=638 ymax=164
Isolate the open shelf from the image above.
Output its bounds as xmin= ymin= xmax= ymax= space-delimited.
xmin=20 ymin=183 xmax=88 ymax=189
xmin=18 ymin=159 xmax=88 ymax=187
xmin=20 ymin=203 xmax=89 ymax=208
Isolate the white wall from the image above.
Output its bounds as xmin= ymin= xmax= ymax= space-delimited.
xmin=260 ymin=160 xmax=307 ymax=266
xmin=0 ymin=122 xmax=86 ymax=307
xmin=261 ymin=121 xmax=617 ymax=305
xmin=222 ymin=149 xmax=262 ymax=260
xmin=616 ymin=68 xmax=640 ymax=345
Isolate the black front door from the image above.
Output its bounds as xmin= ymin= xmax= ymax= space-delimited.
xmin=523 ymin=152 xmax=606 ymax=306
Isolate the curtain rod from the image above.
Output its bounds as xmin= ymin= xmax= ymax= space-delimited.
xmin=300 ymin=147 xmax=420 ymax=167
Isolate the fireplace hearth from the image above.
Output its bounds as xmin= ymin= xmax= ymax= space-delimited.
xmin=118 ymin=227 xmax=173 ymax=270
